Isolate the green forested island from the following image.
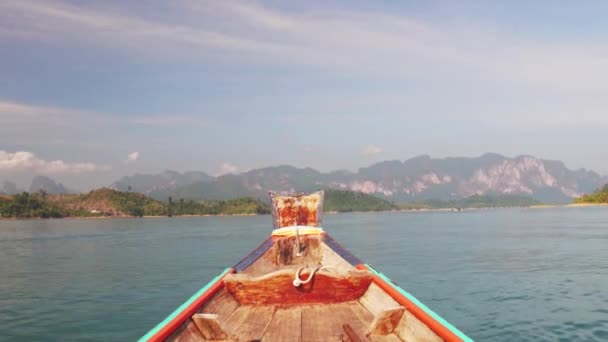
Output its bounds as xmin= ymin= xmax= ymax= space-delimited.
xmin=0 ymin=188 xmax=270 ymax=219
xmin=398 ymin=194 xmax=542 ymax=210
xmin=0 ymin=187 xmax=545 ymax=219
xmin=574 ymin=184 xmax=608 ymax=204
xmin=0 ymin=188 xmax=396 ymax=219
xmin=0 ymin=188 xmax=398 ymax=219
xmin=324 ymin=189 xmax=397 ymax=212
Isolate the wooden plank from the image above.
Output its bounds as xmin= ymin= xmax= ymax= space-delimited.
xmin=224 ymin=269 xmax=373 ymax=305
xmin=368 ymin=334 xmax=404 ymax=342
xmin=359 ymin=283 xmax=400 ymax=316
xmin=301 ymin=305 xmax=344 ymax=342
xmin=350 ymin=302 xmax=374 ymax=326
xmin=234 ymin=237 xmax=275 ymax=272
xmin=199 ymin=288 xmax=239 ymax=322
xmin=343 ymin=323 xmax=368 ymax=342
xmin=262 ymin=306 xmax=302 ymax=342
xmin=274 ymin=235 xmax=323 ymax=266
xmin=369 ymin=307 xmax=405 ymax=335
xmin=224 ymin=305 xmax=275 ymax=341
xmin=192 ymin=313 xmax=228 ymax=340
xmin=322 ymin=234 xmax=364 ymax=266
xmin=321 ymin=243 xmax=357 ymax=274
xmin=240 ymin=235 xmax=324 ymax=276
xmin=395 ymin=310 xmax=442 ymax=342
xmin=301 ymin=303 xmax=370 ymax=342
xmin=166 ymin=319 xmax=205 ymax=342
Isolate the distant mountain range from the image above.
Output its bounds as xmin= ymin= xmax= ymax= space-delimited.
xmin=2 ymin=154 xmax=606 ymax=204
xmin=107 ymin=153 xmax=607 ymax=204
xmin=2 ymin=176 xmax=73 ymax=195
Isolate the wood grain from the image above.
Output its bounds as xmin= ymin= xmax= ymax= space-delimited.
xmin=274 ymin=235 xmax=323 ymax=266
xmin=369 ymin=307 xmax=405 ymax=335
xmin=224 ymin=305 xmax=275 ymax=341
xmin=199 ymin=288 xmax=239 ymax=322
xmin=262 ymin=306 xmax=302 ymax=342
xmin=395 ymin=310 xmax=442 ymax=342
xmin=192 ymin=313 xmax=228 ymax=340
xmin=165 ymin=319 xmax=205 ymax=342
xmin=240 ymin=235 xmax=324 ymax=276
xmin=224 ymin=269 xmax=373 ymax=305
xmin=359 ymin=283 xmax=401 ymax=316
xmin=301 ymin=303 xmax=369 ymax=342
xmin=343 ymin=323 xmax=369 ymax=342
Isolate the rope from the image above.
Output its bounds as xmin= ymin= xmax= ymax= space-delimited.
xmin=292 ymin=266 xmax=337 ymax=287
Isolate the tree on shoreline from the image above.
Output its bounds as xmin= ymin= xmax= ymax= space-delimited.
xmin=574 ymin=184 xmax=608 ymax=204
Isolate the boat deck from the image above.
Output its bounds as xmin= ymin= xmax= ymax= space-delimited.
xmin=174 ymin=301 xmax=404 ymax=342
xmin=164 ymin=234 xmax=446 ymax=342
xmin=225 ymin=302 xmax=403 ymax=342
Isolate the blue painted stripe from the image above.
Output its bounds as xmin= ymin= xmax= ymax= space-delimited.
xmin=366 ymin=264 xmax=473 ymax=342
xmin=234 ymin=237 xmax=274 ymax=271
xmin=138 ymin=268 xmax=232 ymax=342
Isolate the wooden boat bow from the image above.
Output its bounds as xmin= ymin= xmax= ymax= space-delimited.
xmin=139 ymin=191 xmax=473 ymax=342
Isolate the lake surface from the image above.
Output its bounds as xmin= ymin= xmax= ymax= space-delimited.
xmin=1 ymin=207 xmax=607 ymax=341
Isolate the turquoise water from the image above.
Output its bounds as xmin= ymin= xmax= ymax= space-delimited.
xmin=1 ymin=207 xmax=607 ymax=341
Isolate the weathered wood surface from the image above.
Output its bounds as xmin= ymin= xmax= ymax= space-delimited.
xmin=322 ymin=233 xmax=364 ymax=266
xmin=224 ymin=269 xmax=373 ymax=305
xmin=234 ymin=237 xmax=275 ymax=272
xmin=263 ymin=306 xmax=302 ymax=342
xmin=368 ymin=334 xmax=404 ymax=342
xmin=224 ymin=305 xmax=275 ymax=341
xmin=395 ymin=309 xmax=442 ymax=342
xmin=343 ymin=323 xmax=369 ymax=342
xmin=321 ymin=243 xmax=357 ymax=273
xmin=199 ymin=288 xmax=239 ymax=322
xmin=192 ymin=313 xmax=228 ymax=340
xmin=274 ymin=235 xmax=323 ymax=266
xmin=369 ymin=307 xmax=405 ymax=335
xmin=270 ymin=191 xmax=322 ymax=228
xmin=166 ymin=319 xmax=205 ymax=342
xmin=359 ymin=283 xmax=401 ymax=316
xmin=241 ymin=235 xmax=325 ymax=276
xmin=301 ymin=303 xmax=369 ymax=342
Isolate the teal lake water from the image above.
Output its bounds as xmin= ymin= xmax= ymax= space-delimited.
xmin=1 ymin=207 xmax=607 ymax=341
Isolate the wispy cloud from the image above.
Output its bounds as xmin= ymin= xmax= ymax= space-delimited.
xmin=363 ymin=145 xmax=383 ymax=156
xmin=0 ymin=99 xmax=207 ymax=127
xmin=127 ymin=152 xmax=139 ymax=162
xmin=1 ymin=0 xmax=607 ymax=93
xmin=0 ymin=150 xmax=110 ymax=174
xmin=218 ymin=162 xmax=238 ymax=176
xmin=130 ymin=115 xmax=207 ymax=127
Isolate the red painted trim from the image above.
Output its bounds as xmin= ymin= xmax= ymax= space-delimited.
xmin=147 ymin=268 xmax=234 ymax=342
xmin=356 ymin=264 xmax=462 ymax=342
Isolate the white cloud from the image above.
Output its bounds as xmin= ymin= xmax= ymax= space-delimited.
xmin=2 ymin=2 xmax=608 ymax=128
xmin=127 ymin=152 xmax=139 ymax=162
xmin=218 ymin=162 xmax=238 ymax=175
xmin=1 ymin=1 xmax=607 ymax=94
xmin=0 ymin=150 xmax=109 ymax=174
xmin=363 ymin=145 xmax=383 ymax=155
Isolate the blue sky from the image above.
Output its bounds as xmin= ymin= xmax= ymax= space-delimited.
xmin=1 ymin=0 xmax=608 ymax=189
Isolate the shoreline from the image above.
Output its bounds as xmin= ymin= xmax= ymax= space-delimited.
xmin=0 ymin=212 xmax=265 ymax=221
xmin=2 ymin=203 xmax=606 ymax=221
xmin=530 ymin=203 xmax=608 ymax=209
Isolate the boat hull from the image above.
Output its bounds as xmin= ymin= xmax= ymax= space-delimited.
xmin=139 ymin=232 xmax=472 ymax=342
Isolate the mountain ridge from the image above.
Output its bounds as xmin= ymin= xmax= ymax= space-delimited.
xmin=3 ymin=153 xmax=606 ymax=204
xmin=110 ymin=154 xmax=606 ymax=204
